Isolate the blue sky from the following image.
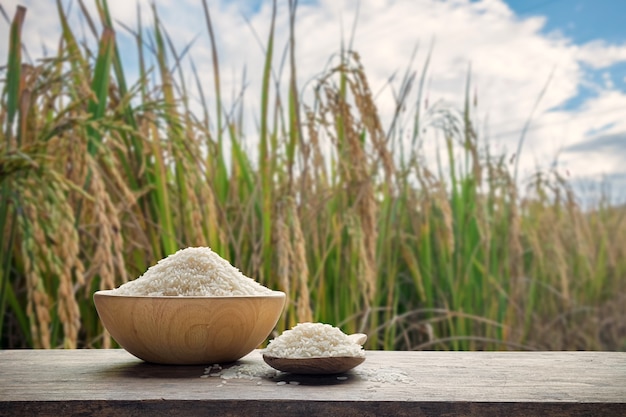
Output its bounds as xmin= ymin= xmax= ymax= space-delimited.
xmin=507 ymin=0 xmax=623 ymax=44
xmin=507 ymin=0 xmax=626 ymax=112
xmin=502 ymin=0 xmax=626 ymax=201
xmin=1 ymin=0 xmax=625 ymax=202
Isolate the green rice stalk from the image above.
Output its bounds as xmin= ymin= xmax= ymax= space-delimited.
xmin=1 ymin=5 xmax=27 ymax=345
xmin=201 ymin=0 xmax=229 ymax=204
xmin=257 ymin=0 xmax=278 ymax=284
xmin=148 ymin=6 xmax=179 ymax=256
xmin=86 ymin=27 xmax=114 ymax=156
xmin=3 ymin=5 xmax=25 ymax=144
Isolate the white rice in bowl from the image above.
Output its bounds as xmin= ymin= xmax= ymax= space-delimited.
xmin=263 ymin=322 xmax=365 ymax=358
xmin=112 ymin=246 xmax=273 ymax=296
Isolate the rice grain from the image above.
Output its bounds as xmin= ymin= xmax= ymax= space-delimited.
xmin=112 ymin=247 xmax=272 ymax=296
xmin=263 ymin=322 xmax=365 ymax=358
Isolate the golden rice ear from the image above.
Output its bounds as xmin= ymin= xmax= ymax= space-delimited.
xmin=274 ymin=199 xmax=292 ymax=313
xmin=19 ymin=175 xmax=84 ymax=349
xmin=290 ymin=198 xmax=312 ymax=323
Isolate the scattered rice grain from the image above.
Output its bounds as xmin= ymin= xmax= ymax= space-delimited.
xmin=355 ymin=368 xmax=414 ymax=384
xmin=219 ymin=362 xmax=278 ymax=380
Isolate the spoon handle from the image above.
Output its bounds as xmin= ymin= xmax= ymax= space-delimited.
xmin=348 ymin=333 xmax=367 ymax=345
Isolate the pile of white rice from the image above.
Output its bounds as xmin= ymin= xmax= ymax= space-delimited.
xmin=112 ymin=247 xmax=273 ymax=296
xmin=263 ymin=322 xmax=365 ymax=358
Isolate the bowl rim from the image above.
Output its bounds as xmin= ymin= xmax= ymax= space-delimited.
xmin=93 ymin=289 xmax=286 ymax=299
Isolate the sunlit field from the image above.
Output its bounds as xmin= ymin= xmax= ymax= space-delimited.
xmin=1 ymin=1 xmax=624 ymax=351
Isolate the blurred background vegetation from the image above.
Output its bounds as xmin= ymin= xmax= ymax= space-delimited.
xmin=1 ymin=0 xmax=624 ymax=351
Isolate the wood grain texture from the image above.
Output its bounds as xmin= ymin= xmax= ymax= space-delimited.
xmin=263 ymin=354 xmax=366 ymax=374
xmin=1 ymin=349 xmax=624 ymax=416
xmin=93 ymin=290 xmax=285 ymax=364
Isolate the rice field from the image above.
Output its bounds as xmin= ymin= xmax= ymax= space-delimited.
xmin=1 ymin=1 xmax=625 ymax=351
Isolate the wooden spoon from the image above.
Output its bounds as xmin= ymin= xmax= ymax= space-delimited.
xmin=262 ymin=333 xmax=367 ymax=375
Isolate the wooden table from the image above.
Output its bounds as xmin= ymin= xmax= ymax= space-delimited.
xmin=1 ymin=349 xmax=624 ymax=416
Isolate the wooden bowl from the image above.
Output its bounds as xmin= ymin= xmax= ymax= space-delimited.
xmin=93 ymin=290 xmax=285 ymax=365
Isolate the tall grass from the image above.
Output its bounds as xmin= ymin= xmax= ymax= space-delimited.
xmin=1 ymin=1 xmax=624 ymax=351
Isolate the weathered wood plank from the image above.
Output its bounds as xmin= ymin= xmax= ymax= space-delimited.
xmin=0 ymin=349 xmax=624 ymax=416
xmin=2 ymin=400 xmax=624 ymax=417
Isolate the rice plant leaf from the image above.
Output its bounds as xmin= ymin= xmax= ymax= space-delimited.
xmin=286 ymin=0 xmax=301 ymax=188
xmin=56 ymin=0 xmax=88 ymax=76
xmin=201 ymin=0 xmax=222 ymax=130
xmin=1 ymin=5 xmax=26 ymax=345
xmin=87 ymin=27 xmax=115 ymax=155
xmin=259 ymin=0 xmax=277 ymax=263
xmin=3 ymin=5 xmax=26 ymax=144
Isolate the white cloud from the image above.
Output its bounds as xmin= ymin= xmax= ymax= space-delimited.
xmin=2 ymin=0 xmax=626 ymax=198
xmin=575 ymin=40 xmax=626 ymax=69
xmin=1 ymin=1 xmax=61 ymax=58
